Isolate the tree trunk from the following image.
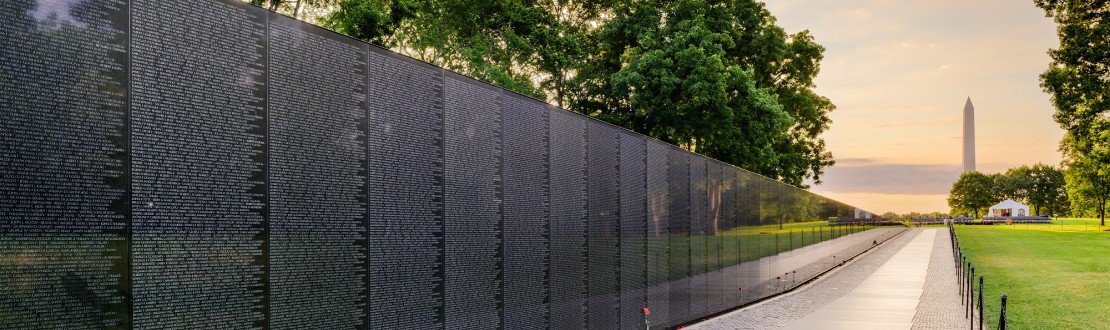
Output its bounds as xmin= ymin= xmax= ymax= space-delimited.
xmin=1100 ymin=197 xmax=1105 ymax=226
xmin=555 ymin=77 xmax=564 ymax=108
xmin=292 ymin=0 xmax=303 ymax=19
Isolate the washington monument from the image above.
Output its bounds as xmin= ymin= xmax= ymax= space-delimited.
xmin=962 ymin=97 xmax=975 ymax=173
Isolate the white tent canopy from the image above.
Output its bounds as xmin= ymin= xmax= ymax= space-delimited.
xmin=989 ymin=199 xmax=1029 ymax=217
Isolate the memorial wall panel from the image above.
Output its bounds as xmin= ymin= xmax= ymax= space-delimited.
xmin=443 ymin=73 xmax=503 ymax=329
xmin=366 ymin=46 xmax=445 ymax=328
xmin=501 ymin=92 xmax=550 ymax=329
xmin=548 ymin=109 xmax=588 ymax=330
xmin=738 ymin=171 xmax=760 ymax=229
xmin=667 ymin=150 xmax=691 ymax=324
xmin=706 ymin=162 xmax=725 ymax=313
xmin=267 ymin=14 xmax=368 ymax=329
xmin=586 ymin=122 xmax=621 ymax=330
xmin=722 ymin=169 xmax=741 ymax=307
xmin=0 ymin=0 xmax=886 ymax=327
xmin=1 ymin=1 xmax=129 ymax=328
xmin=644 ymin=141 xmax=671 ymax=324
xmin=130 ymin=0 xmax=267 ymax=328
xmin=619 ymin=133 xmax=647 ymax=329
xmin=688 ymin=156 xmax=707 ymax=317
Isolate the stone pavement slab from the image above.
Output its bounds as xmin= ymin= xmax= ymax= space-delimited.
xmin=781 ymin=229 xmax=936 ymax=330
xmin=911 ymin=227 xmax=972 ymax=330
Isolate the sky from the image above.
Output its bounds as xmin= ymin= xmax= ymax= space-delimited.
xmin=771 ymin=0 xmax=1066 ymax=214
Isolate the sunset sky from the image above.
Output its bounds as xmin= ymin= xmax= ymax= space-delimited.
xmin=772 ymin=0 xmax=1066 ymax=214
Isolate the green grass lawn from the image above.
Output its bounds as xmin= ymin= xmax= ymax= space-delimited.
xmin=954 ymin=221 xmax=1110 ymax=329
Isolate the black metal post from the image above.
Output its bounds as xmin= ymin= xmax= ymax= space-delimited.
xmin=965 ymin=263 xmax=970 ymax=317
xmin=978 ymin=276 xmax=984 ymax=330
xmin=959 ymin=255 xmax=964 ymax=298
xmin=969 ymin=266 xmax=975 ymax=327
xmin=999 ymin=295 xmax=1007 ymax=330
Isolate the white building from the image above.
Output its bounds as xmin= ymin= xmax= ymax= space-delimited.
xmin=989 ymin=199 xmax=1029 ymax=217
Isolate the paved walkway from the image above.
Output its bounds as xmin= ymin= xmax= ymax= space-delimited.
xmin=690 ymin=228 xmax=971 ymax=330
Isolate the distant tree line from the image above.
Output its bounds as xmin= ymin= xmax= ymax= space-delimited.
xmin=947 ymin=164 xmax=1070 ymax=219
xmin=246 ymin=0 xmax=837 ymax=188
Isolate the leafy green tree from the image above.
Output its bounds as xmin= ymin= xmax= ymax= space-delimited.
xmin=1035 ymin=0 xmax=1110 ymax=224
xmin=570 ymin=0 xmax=833 ymax=187
xmin=326 ymin=0 xmax=581 ymax=101
xmin=948 ymin=171 xmax=995 ymax=219
xmin=983 ymin=164 xmax=1069 ymax=216
xmin=325 ymin=0 xmax=416 ymax=46
xmin=990 ymin=171 xmax=1024 ymax=203
xmin=1065 ymin=157 xmax=1109 ymax=225
xmin=1023 ymin=163 xmax=1069 ymax=216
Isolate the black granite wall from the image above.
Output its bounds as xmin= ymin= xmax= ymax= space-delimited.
xmin=0 ymin=0 xmax=875 ymax=328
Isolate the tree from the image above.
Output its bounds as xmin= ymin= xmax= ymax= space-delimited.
xmin=1065 ymin=156 xmax=1109 ymax=225
xmin=251 ymin=0 xmax=338 ymax=20
xmin=1024 ymin=163 xmax=1069 ymax=216
xmin=948 ymin=171 xmax=995 ymax=219
xmin=325 ymin=0 xmax=417 ymax=46
xmin=1035 ymin=0 xmax=1110 ymax=224
xmin=989 ymin=171 xmax=1025 ymax=203
xmin=569 ymin=0 xmax=834 ymax=187
xmin=994 ymin=164 xmax=1068 ymax=216
xmin=326 ymin=0 xmax=581 ymax=101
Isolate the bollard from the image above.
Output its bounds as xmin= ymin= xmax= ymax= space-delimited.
xmin=959 ymin=255 xmax=964 ymax=298
xmin=968 ymin=266 xmax=974 ymax=319
xmin=965 ymin=263 xmax=970 ymax=316
xmin=978 ymin=276 xmax=984 ymax=330
xmin=999 ymin=295 xmax=1007 ymax=330
xmin=969 ymin=266 xmax=974 ymax=327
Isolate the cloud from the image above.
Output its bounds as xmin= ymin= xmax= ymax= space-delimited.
xmin=28 ymin=0 xmax=86 ymax=29
xmin=836 ymin=8 xmax=872 ymax=20
xmin=812 ymin=191 xmax=951 ymax=214
xmin=835 ymin=157 xmax=878 ymax=165
xmin=814 ymin=163 xmax=961 ymax=195
xmin=866 ymin=115 xmax=959 ymax=130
